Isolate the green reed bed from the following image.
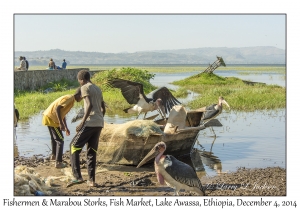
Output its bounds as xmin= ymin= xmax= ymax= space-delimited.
xmin=173 ymin=72 xmax=286 ymax=112
xmin=14 ymin=67 xmax=285 ymax=120
xmin=14 ymin=88 xmax=132 ymax=120
xmin=14 ymin=89 xmax=84 ymax=120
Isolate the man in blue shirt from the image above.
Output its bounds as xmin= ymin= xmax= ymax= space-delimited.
xmin=24 ymin=57 xmax=29 ymax=70
xmin=62 ymin=59 xmax=67 ymax=69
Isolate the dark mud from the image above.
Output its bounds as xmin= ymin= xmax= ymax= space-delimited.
xmin=14 ymin=153 xmax=286 ymax=196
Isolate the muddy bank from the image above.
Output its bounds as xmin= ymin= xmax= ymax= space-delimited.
xmin=14 ymin=154 xmax=286 ymax=196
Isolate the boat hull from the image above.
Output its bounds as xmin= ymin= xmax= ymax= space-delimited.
xmin=97 ymin=111 xmax=206 ymax=165
xmin=97 ymin=125 xmax=205 ymax=165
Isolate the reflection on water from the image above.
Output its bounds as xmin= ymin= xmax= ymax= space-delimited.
xmin=194 ymin=109 xmax=285 ymax=176
xmin=14 ymin=70 xmax=286 ymax=177
xmin=192 ymin=136 xmax=223 ymax=175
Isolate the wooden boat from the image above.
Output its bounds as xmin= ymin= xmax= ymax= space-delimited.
xmin=97 ymin=108 xmax=222 ymax=166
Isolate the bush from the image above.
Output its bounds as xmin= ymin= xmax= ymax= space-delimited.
xmin=40 ymin=78 xmax=79 ymax=92
xmin=92 ymin=67 xmax=156 ymax=93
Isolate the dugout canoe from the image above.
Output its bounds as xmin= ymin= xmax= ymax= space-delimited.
xmin=97 ymin=110 xmax=222 ymax=166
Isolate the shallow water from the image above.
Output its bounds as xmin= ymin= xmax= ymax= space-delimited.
xmin=14 ymin=70 xmax=286 ymax=177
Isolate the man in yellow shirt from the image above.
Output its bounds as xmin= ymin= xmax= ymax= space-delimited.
xmin=42 ymin=88 xmax=82 ymax=168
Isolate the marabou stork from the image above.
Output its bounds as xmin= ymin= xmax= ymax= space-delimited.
xmin=197 ymin=96 xmax=230 ymax=136
xmin=107 ymin=78 xmax=181 ymax=120
xmin=137 ymin=141 xmax=206 ymax=196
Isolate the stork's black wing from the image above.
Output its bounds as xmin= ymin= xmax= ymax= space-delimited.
xmin=147 ymin=87 xmax=181 ymax=114
xmin=107 ymin=78 xmax=147 ymax=104
xmin=202 ymin=104 xmax=218 ymax=121
xmin=164 ymin=155 xmax=205 ymax=192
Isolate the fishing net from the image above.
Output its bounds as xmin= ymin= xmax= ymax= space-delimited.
xmin=96 ymin=119 xmax=164 ymax=170
xmin=14 ymin=165 xmax=53 ymax=196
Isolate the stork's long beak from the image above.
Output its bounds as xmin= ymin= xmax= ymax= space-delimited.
xmin=136 ymin=147 xmax=158 ymax=168
xmin=222 ymin=99 xmax=230 ymax=110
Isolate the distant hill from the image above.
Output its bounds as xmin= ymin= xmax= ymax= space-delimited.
xmin=15 ymin=46 xmax=285 ymax=65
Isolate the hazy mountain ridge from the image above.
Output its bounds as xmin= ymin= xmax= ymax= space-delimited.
xmin=15 ymin=46 xmax=285 ymax=65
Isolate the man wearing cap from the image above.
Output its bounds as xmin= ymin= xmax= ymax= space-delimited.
xmin=42 ymin=88 xmax=82 ymax=168
xmin=16 ymin=56 xmax=27 ymax=70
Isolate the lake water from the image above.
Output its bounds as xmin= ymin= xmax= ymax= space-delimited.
xmin=14 ymin=70 xmax=286 ymax=177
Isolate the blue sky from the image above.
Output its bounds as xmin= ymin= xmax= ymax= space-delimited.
xmin=14 ymin=14 xmax=285 ymax=53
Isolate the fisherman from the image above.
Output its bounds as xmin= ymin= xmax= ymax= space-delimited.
xmin=68 ymin=70 xmax=106 ymax=187
xmin=42 ymin=88 xmax=82 ymax=168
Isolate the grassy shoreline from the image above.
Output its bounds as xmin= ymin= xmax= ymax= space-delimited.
xmin=14 ymin=67 xmax=286 ymax=120
xmin=173 ymin=73 xmax=286 ymax=111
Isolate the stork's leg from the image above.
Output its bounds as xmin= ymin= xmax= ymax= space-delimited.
xmin=210 ymin=135 xmax=217 ymax=152
xmin=210 ymin=127 xmax=216 ymax=137
xmin=157 ymin=109 xmax=163 ymax=119
xmin=142 ymin=112 xmax=148 ymax=119
xmin=136 ymin=111 xmax=142 ymax=119
xmin=158 ymin=109 xmax=166 ymax=121
xmin=204 ymin=120 xmax=216 ymax=137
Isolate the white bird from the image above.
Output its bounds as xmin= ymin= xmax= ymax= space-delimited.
xmin=107 ymin=78 xmax=181 ymax=120
xmin=137 ymin=141 xmax=206 ymax=196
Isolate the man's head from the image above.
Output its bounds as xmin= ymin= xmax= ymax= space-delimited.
xmin=74 ymin=87 xmax=82 ymax=102
xmin=19 ymin=56 xmax=23 ymax=60
xmin=77 ymin=70 xmax=90 ymax=86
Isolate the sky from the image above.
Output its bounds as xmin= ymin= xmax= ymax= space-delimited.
xmin=2 ymin=0 xmax=300 ymax=208
xmin=14 ymin=14 xmax=286 ymax=53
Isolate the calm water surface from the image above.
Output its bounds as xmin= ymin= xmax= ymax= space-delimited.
xmin=14 ymin=70 xmax=286 ymax=177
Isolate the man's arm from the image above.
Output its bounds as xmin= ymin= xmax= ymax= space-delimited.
xmin=63 ymin=117 xmax=70 ymax=136
xmin=101 ymin=101 xmax=106 ymax=116
xmin=56 ymin=105 xmax=66 ymax=131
